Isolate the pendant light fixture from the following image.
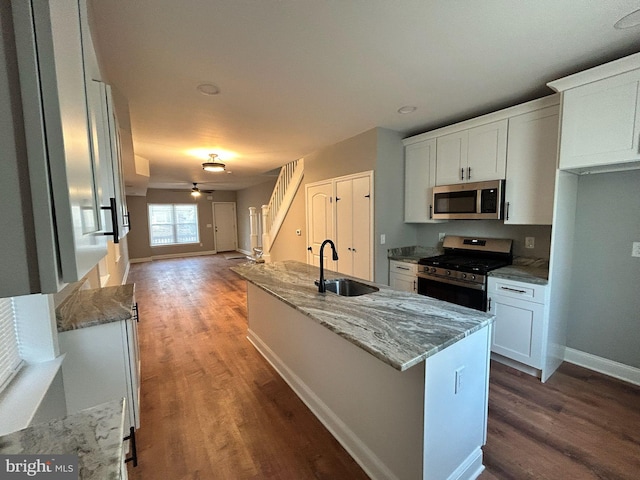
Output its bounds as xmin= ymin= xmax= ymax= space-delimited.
xmin=202 ymin=153 xmax=226 ymax=172
xmin=191 ymin=183 xmax=201 ymax=197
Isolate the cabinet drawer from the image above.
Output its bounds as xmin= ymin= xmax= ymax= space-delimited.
xmin=488 ymin=277 xmax=547 ymax=304
xmin=389 ymin=260 xmax=418 ymax=275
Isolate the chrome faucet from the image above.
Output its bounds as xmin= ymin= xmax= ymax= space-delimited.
xmin=317 ymin=239 xmax=339 ymax=293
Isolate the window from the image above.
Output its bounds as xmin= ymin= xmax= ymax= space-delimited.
xmin=148 ymin=204 xmax=199 ymax=246
xmin=0 ymin=298 xmax=23 ymax=393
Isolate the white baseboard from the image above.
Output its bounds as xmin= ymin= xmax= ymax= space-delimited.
xmin=564 ymin=347 xmax=640 ymax=386
xmin=246 ymin=329 xmax=399 ymax=480
xmin=448 ymin=447 xmax=484 ymax=480
xmin=237 ymin=248 xmax=252 ymax=256
xmin=129 ymin=251 xmax=217 ymax=264
xmin=129 ymin=257 xmax=152 ymax=264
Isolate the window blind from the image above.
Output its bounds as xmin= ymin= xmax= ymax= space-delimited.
xmin=0 ymin=298 xmax=23 ymax=392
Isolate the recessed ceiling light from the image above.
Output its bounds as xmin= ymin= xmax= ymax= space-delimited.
xmin=614 ymin=9 xmax=640 ymax=29
xmin=397 ymin=105 xmax=417 ymax=114
xmin=196 ymin=83 xmax=220 ymax=96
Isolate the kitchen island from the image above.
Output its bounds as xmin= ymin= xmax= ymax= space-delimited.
xmin=232 ymin=261 xmax=494 ymax=480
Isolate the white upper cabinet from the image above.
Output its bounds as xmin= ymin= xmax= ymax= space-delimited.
xmin=403 ymin=139 xmax=440 ymax=223
xmin=505 ymin=103 xmax=559 ymax=225
xmin=436 ymin=119 xmax=507 ymax=185
xmin=548 ymin=53 xmax=640 ymax=173
xmin=10 ymin=0 xmax=108 ymax=294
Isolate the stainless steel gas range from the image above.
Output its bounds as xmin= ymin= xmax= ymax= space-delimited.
xmin=416 ymin=236 xmax=513 ymax=311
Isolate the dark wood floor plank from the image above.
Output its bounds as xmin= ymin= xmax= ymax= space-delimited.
xmin=126 ymin=255 xmax=640 ymax=480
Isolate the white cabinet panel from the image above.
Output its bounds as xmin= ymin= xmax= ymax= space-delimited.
xmin=505 ymin=105 xmax=559 ymax=225
xmin=436 ymin=120 xmax=507 ymax=185
xmin=59 ymin=311 xmax=140 ymax=430
xmin=9 ymin=0 xmax=108 ymax=295
xmin=403 ymin=139 xmax=442 ymax=223
xmin=491 ymin=296 xmax=543 ymax=368
xmin=389 ymin=261 xmax=417 ymax=293
xmin=488 ymin=277 xmax=549 ymax=372
xmin=549 ymin=54 xmax=640 ymax=173
xmin=435 ymin=131 xmax=468 ymax=185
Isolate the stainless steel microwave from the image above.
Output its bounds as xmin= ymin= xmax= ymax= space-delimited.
xmin=432 ymin=180 xmax=504 ymax=220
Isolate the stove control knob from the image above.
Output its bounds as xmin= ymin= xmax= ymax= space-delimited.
xmin=430 ymin=268 xmax=437 ymax=273
xmin=470 ymin=275 xmax=476 ymax=281
xmin=445 ymin=270 xmax=451 ymax=276
xmin=461 ymin=273 xmax=467 ymax=279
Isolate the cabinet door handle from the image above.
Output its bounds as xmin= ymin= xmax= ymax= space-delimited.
xmin=101 ymin=197 xmax=120 ymax=243
xmin=123 ymin=211 xmax=131 ymax=229
xmin=307 ymin=246 xmax=312 ymax=252
xmin=124 ymin=426 xmax=138 ymax=467
xmin=429 ymin=204 xmax=433 ymax=219
xmin=413 ymin=280 xmax=416 ymax=291
xmin=461 ymin=168 xmax=464 ymax=180
xmin=468 ymin=167 xmax=471 ymax=180
xmin=488 ymin=297 xmax=492 ymax=312
xmin=132 ymin=302 xmax=139 ymax=323
xmin=500 ymin=286 xmax=527 ymax=294
xmin=364 ymin=194 xmax=370 ymax=198
xmin=505 ymin=201 xmax=510 ymax=221
xmin=396 ymin=266 xmax=410 ymax=271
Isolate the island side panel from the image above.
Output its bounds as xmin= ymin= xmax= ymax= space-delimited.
xmin=423 ymin=325 xmax=491 ymax=480
xmin=246 ymin=283 xmax=425 ymax=480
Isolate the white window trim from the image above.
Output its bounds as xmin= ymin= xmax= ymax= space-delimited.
xmin=0 ymin=294 xmax=63 ymax=435
xmin=148 ymin=203 xmax=200 ymax=246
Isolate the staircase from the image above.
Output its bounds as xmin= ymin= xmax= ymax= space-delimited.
xmin=249 ymin=158 xmax=304 ymax=262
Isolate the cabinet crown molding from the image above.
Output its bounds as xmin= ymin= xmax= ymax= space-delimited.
xmin=548 ymin=52 xmax=640 ymax=92
xmin=402 ymin=94 xmax=559 ymax=146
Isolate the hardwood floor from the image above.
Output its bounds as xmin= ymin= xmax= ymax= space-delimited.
xmin=127 ymin=255 xmax=640 ymax=479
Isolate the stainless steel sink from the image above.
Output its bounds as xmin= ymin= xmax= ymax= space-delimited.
xmin=316 ymin=278 xmax=379 ymax=297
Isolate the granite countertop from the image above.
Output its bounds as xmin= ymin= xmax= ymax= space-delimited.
xmin=56 ymin=284 xmax=135 ymax=332
xmin=387 ymin=245 xmax=442 ymax=263
xmin=231 ymin=260 xmax=494 ymax=372
xmin=0 ymin=399 xmax=126 ymax=480
xmin=489 ymin=257 xmax=549 ymax=285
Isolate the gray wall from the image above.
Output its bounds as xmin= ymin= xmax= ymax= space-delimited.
xmin=567 ymin=170 xmax=640 ymax=368
xmin=235 ymin=178 xmax=277 ymax=253
xmin=374 ymin=128 xmax=418 ymax=283
xmin=126 ymin=189 xmax=237 ymax=260
xmin=416 ymin=222 xmax=552 ymax=260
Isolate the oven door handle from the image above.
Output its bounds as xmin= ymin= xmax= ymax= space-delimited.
xmin=417 ymin=273 xmax=485 ymax=291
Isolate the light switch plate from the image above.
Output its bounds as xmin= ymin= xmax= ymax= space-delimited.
xmin=525 ymin=237 xmax=535 ymax=249
xmin=380 ymin=234 xmax=386 ymax=245
xmin=632 ymin=242 xmax=640 ymax=258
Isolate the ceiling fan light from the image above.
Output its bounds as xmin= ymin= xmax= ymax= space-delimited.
xmin=202 ymin=153 xmax=226 ymax=172
xmin=191 ymin=183 xmax=201 ymax=197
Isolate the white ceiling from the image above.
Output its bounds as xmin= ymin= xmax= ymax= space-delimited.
xmin=87 ymin=0 xmax=640 ymax=194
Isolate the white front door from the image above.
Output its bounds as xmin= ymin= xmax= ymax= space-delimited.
xmin=213 ymin=202 xmax=238 ymax=252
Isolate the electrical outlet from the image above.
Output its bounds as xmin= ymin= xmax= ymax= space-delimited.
xmin=439 ymin=232 xmax=446 ymax=242
xmin=632 ymin=242 xmax=640 ymax=258
xmin=380 ymin=234 xmax=386 ymax=245
xmin=525 ymin=237 xmax=535 ymax=249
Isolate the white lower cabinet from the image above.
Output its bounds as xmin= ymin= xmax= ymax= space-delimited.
xmin=389 ymin=260 xmax=417 ymax=293
xmin=488 ymin=277 xmax=549 ymax=376
xmin=59 ymin=307 xmax=140 ymax=431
